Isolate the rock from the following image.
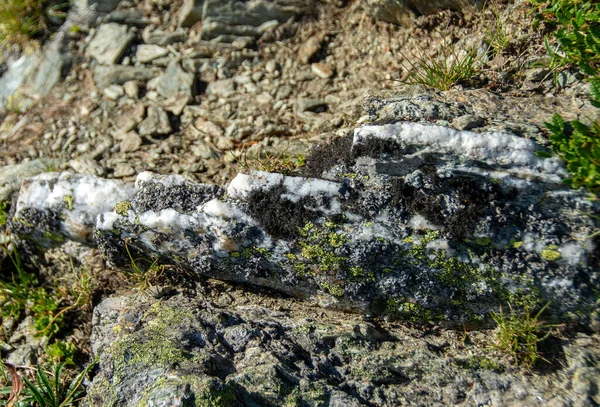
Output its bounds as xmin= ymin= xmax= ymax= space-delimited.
xmin=21 ymin=33 xmax=73 ymax=99
xmin=162 ymin=93 xmax=191 ymax=116
xmin=206 ymin=79 xmax=236 ymax=98
xmin=118 ymin=132 xmax=142 ymax=153
xmin=103 ymin=84 xmax=125 ymax=100
xmin=135 ymin=44 xmax=169 ymax=63
xmin=138 ymin=105 xmax=172 ymax=136
xmin=178 ymin=0 xmax=203 ymax=27
xmin=113 ymin=163 xmax=136 ymax=178
xmin=0 ymin=159 xmax=55 ymax=202
xmin=298 ymin=33 xmax=324 ymax=65
xmin=364 ymin=0 xmax=482 ymax=25
xmin=190 ymin=141 xmax=219 ymax=159
xmin=113 ymin=103 xmax=145 ymax=133
xmin=297 ymin=97 xmax=328 ymax=113
xmin=87 ymin=23 xmax=135 ymax=65
xmin=193 ymin=118 xmax=225 ymax=138
xmin=74 ymin=0 xmax=121 ymax=13
xmin=122 ymin=81 xmax=140 ymax=99
xmin=265 ymin=60 xmax=278 ymax=73
xmin=524 ymin=67 xmax=552 ymax=82
xmin=83 ymin=293 xmax=600 ymax=407
xmin=0 ymin=54 xmax=37 ymax=112
xmin=143 ymin=29 xmax=186 ymax=46
xmin=186 ymin=0 xmax=304 ymax=39
xmin=11 ymin=172 xmax=134 ymax=245
xmin=93 ymin=65 xmax=156 ymax=89
xmin=363 ymin=92 xmax=470 ymax=124
xmin=88 ymin=120 xmax=599 ymax=327
xmin=452 ymin=114 xmax=484 ymax=130
xmin=156 ymin=61 xmax=196 ymax=99
xmin=275 ymin=85 xmax=293 ymax=100
xmin=311 ymin=62 xmax=334 ymax=79
xmin=69 ymin=158 xmax=106 ymax=177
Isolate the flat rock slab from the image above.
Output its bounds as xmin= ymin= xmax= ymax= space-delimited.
xmin=0 ymin=159 xmax=55 ymax=202
xmin=81 ymin=292 xmax=600 ymax=407
xmin=87 ymin=23 xmax=135 ymax=65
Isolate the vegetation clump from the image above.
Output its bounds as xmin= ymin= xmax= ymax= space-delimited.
xmin=0 ymin=0 xmax=67 ymax=46
xmin=531 ymin=0 xmax=600 ymax=196
xmin=491 ymin=302 xmax=559 ymax=369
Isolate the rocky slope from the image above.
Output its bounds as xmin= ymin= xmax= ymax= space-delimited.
xmin=1 ymin=0 xmax=600 ymax=406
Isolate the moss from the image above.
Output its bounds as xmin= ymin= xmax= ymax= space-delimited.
xmin=510 ymin=239 xmax=523 ymax=249
xmin=386 ymin=298 xmax=442 ymax=323
xmin=541 ymin=245 xmax=561 ymax=261
xmin=63 ymin=195 xmax=74 ymax=210
xmin=114 ymin=200 xmax=132 ymax=216
xmin=455 ymin=356 xmax=505 ymax=373
xmin=196 ymin=380 xmax=237 ymax=407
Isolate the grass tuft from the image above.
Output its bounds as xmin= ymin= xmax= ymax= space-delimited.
xmin=491 ymin=302 xmax=559 ymax=369
xmin=398 ymin=41 xmax=482 ymax=91
xmin=0 ymin=0 xmax=68 ymax=45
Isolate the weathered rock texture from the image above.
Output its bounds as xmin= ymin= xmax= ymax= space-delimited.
xmin=81 ymin=292 xmax=600 ymax=407
xmin=11 ymin=123 xmax=600 ymax=327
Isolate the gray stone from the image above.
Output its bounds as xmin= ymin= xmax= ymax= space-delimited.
xmin=524 ymin=67 xmax=552 ymax=82
xmin=275 ymin=85 xmax=293 ymax=100
xmin=103 ymin=84 xmax=125 ymax=100
xmin=364 ymin=0 xmax=483 ymax=25
xmin=135 ymin=44 xmax=169 ymax=63
xmin=452 ymin=114 xmax=484 ymax=130
xmin=0 ymin=54 xmax=37 ymax=112
xmin=0 ymin=159 xmax=55 ymax=202
xmin=74 ymin=0 xmax=121 ymax=13
xmin=143 ymin=29 xmax=186 ymax=46
xmin=190 ymin=141 xmax=218 ymax=159
xmin=112 ymin=103 xmax=145 ymax=133
xmin=82 ymin=292 xmax=600 ymax=407
xmin=311 ymin=62 xmax=334 ymax=79
xmin=122 ymin=80 xmax=139 ymax=99
xmin=69 ymin=158 xmax=106 ymax=177
xmin=113 ymin=163 xmax=136 ymax=178
xmin=93 ymin=65 xmax=156 ymax=89
xmin=297 ymin=97 xmax=328 ymax=113
xmin=87 ymin=23 xmax=135 ymax=65
xmin=156 ymin=61 xmax=195 ymax=99
xmin=138 ymin=105 xmax=172 ymax=136
xmin=178 ymin=0 xmax=203 ymax=27
xmin=118 ymin=132 xmax=142 ymax=153
xmin=162 ymin=93 xmax=191 ymax=116
xmin=206 ymin=79 xmax=236 ymax=98
xmin=21 ymin=33 xmax=73 ymax=99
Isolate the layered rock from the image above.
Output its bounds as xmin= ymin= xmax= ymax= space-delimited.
xmin=11 ymin=122 xmax=599 ymax=327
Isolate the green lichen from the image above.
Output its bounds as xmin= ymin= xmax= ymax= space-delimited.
xmin=510 ymin=239 xmax=523 ymax=249
xmin=62 ymin=194 xmax=74 ymax=210
xmin=386 ymin=299 xmax=442 ymax=323
xmin=455 ymin=356 xmax=505 ymax=373
xmin=114 ymin=200 xmax=132 ymax=216
xmin=321 ymin=281 xmax=344 ymax=297
xmin=541 ymin=245 xmax=561 ymax=261
xmin=196 ymin=380 xmax=237 ymax=407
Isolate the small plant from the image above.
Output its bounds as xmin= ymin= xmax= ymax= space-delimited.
xmin=45 ymin=341 xmax=77 ymax=366
xmin=1 ymin=360 xmax=97 ymax=407
xmin=491 ymin=302 xmax=558 ymax=369
xmin=0 ymin=0 xmax=68 ymax=45
xmin=236 ymin=143 xmax=306 ymax=176
xmin=398 ymin=41 xmax=482 ymax=91
xmin=123 ymin=243 xmax=165 ymax=291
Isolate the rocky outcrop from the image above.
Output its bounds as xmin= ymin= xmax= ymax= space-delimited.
xmin=81 ymin=292 xmax=600 ymax=407
xmin=11 ymin=122 xmax=600 ymax=327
